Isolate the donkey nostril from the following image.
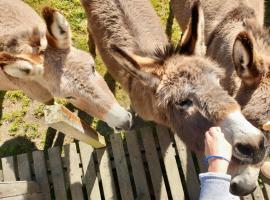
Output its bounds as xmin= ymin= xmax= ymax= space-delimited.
xmin=235 ymin=143 xmax=254 ymax=157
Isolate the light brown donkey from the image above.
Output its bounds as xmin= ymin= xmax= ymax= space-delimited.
xmin=171 ymin=0 xmax=270 ymax=195
xmin=81 ymin=0 xmax=268 ymax=195
xmin=0 ymin=0 xmax=132 ymax=131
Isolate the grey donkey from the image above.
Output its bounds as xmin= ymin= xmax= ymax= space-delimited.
xmin=0 ymin=0 xmax=132 ymax=131
xmin=171 ymin=0 xmax=270 ymax=195
xmin=80 ymin=0 xmax=268 ymax=196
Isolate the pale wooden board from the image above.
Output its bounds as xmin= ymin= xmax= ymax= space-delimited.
xmin=263 ymin=179 xmax=270 ymax=199
xmin=241 ymin=195 xmax=253 ymax=200
xmin=140 ymin=127 xmax=168 ymax=200
xmin=0 ymin=181 xmax=40 ymax=198
xmin=79 ymin=142 xmax=101 ymax=200
xmin=17 ymin=154 xmax=31 ymax=181
xmin=110 ymin=134 xmax=134 ymax=200
xmin=0 ymin=192 xmax=43 ymax=200
xmin=96 ymin=148 xmax=117 ymax=200
xmin=64 ymin=143 xmax=84 ymax=200
xmin=48 ymin=147 xmax=68 ymax=200
xmin=32 ymin=150 xmax=51 ymax=200
xmin=173 ymin=134 xmax=200 ymax=200
xmin=156 ymin=126 xmax=185 ymax=200
xmin=125 ymin=131 xmax=151 ymax=200
xmin=0 ymin=169 xmax=3 ymax=182
xmin=0 ymin=159 xmax=4 ymax=182
xmin=252 ymin=184 xmax=264 ymax=200
xmin=1 ymin=157 xmax=16 ymax=181
xmin=45 ymin=104 xmax=105 ymax=148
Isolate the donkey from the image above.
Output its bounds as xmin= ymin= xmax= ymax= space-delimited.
xmin=0 ymin=0 xmax=132 ymax=131
xmin=171 ymin=0 xmax=270 ymax=195
xmin=80 ymin=0 xmax=268 ymax=196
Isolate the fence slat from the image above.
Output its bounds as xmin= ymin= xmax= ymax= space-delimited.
xmin=156 ymin=126 xmax=185 ymax=200
xmin=79 ymin=142 xmax=101 ymax=200
xmin=252 ymin=184 xmax=264 ymax=200
xmin=48 ymin=146 xmax=68 ymax=200
xmin=110 ymin=134 xmax=134 ymax=200
xmin=0 ymin=181 xmax=41 ymax=198
xmin=174 ymin=134 xmax=200 ymax=200
xmin=1 ymin=157 xmax=16 ymax=181
xmin=96 ymin=148 xmax=117 ymax=200
xmin=64 ymin=143 xmax=84 ymax=200
xmin=32 ymin=150 xmax=51 ymax=200
xmin=140 ymin=127 xmax=168 ymax=200
xmin=126 ymin=131 xmax=151 ymax=200
xmin=17 ymin=154 xmax=31 ymax=181
xmin=241 ymin=195 xmax=253 ymax=200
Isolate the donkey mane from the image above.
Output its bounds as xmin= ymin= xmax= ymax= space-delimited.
xmin=153 ymin=44 xmax=180 ymax=62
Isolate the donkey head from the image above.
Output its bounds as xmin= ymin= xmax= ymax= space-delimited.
xmin=41 ymin=7 xmax=132 ymax=131
xmin=229 ymin=16 xmax=270 ymax=196
xmin=232 ymin=21 xmax=270 ymax=133
xmin=111 ymin=3 xmax=267 ymax=195
xmin=0 ymin=19 xmax=47 ymax=79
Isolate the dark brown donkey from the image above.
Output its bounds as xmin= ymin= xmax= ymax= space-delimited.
xmin=171 ymin=0 xmax=270 ymax=195
xmin=81 ymin=0 xmax=268 ymax=196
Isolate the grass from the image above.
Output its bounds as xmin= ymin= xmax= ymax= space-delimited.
xmin=0 ymin=0 xmax=269 ymax=157
xmin=0 ymin=0 xmax=179 ymax=156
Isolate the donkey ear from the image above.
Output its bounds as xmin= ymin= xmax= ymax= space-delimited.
xmin=111 ymin=45 xmax=160 ymax=90
xmin=233 ymin=32 xmax=262 ymax=84
xmin=42 ymin=7 xmax=71 ymax=49
xmin=0 ymin=52 xmax=43 ymax=78
xmin=179 ymin=2 xmax=206 ymax=56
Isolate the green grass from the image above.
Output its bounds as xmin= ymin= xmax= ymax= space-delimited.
xmin=0 ymin=0 xmax=179 ymax=156
xmin=1 ymin=0 xmax=268 ymax=157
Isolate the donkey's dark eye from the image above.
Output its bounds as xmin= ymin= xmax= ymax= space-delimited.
xmin=177 ymin=99 xmax=193 ymax=109
xmin=65 ymin=96 xmax=76 ymax=100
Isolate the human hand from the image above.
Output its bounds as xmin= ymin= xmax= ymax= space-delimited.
xmin=204 ymin=127 xmax=232 ymax=173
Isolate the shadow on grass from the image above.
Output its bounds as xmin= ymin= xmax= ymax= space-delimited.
xmin=0 ymin=136 xmax=37 ymax=157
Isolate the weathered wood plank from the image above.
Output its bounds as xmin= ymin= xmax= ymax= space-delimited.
xmin=79 ymin=142 xmax=101 ymax=200
xmin=64 ymin=143 xmax=84 ymax=200
xmin=252 ymin=184 xmax=264 ymax=200
xmin=45 ymin=104 xmax=105 ymax=148
xmin=241 ymin=195 xmax=253 ymax=200
xmin=1 ymin=157 xmax=16 ymax=181
xmin=126 ymin=131 xmax=151 ymax=200
xmin=156 ymin=126 xmax=184 ymax=200
xmin=110 ymin=134 xmax=134 ymax=200
xmin=96 ymin=148 xmax=117 ymax=200
xmin=0 ymin=159 xmax=3 ymax=182
xmin=48 ymin=146 xmax=68 ymax=200
xmin=140 ymin=127 xmax=168 ymax=200
xmin=0 ymin=193 xmax=43 ymax=200
xmin=17 ymin=154 xmax=31 ymax=181
xmin=0 ymin=181 xmax=40 ymax=198
xmin=32 ymin=151 xmax=51 ymax=200
xmin=173 ymin=134 xmax=200 ymax=200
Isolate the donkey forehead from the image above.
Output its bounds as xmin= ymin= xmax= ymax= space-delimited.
xmin=163 ymin=56 xmax=222 ymax=81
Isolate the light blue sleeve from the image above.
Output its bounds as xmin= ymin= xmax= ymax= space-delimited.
xmin=199 ymin=172 xmax=240 ymax=200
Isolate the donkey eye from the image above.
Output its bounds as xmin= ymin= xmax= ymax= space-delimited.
xmin=177 ymin=99 xmax=193 ymax=109
xmin=65 ymin=96 xmax=76 ymax=100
